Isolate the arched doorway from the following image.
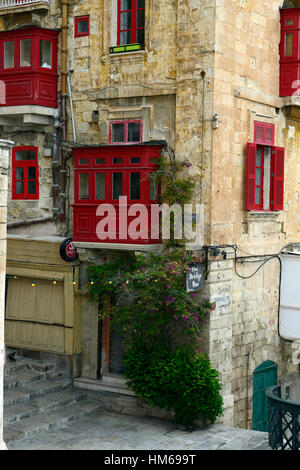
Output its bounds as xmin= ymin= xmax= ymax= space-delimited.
xmin=253 ymin=361 xmax=278 ymax=431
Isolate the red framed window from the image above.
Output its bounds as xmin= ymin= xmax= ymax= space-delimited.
xmin=254 ymin=121 xmax=274 ymax=146
xmin=117 ymin=0 xmax=145 ymax=46
xmin=0 ymin=27 xmax=58 ymax=108
xmin=73 ymin=144 xmax=162 ymax=244
xmin=74 ymin=16 xmax=90 ymax=38
xmin=12 ymin=146 xmax=39 ymax=200
xmin=246 ymin=143 xmax=284 ymax=212
xmin=109 ymin=120 xmax=143 ymax=144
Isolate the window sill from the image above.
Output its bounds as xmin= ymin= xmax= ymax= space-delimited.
xmin=108 ymin=50 xmax=145 ymax=61
xmin=244 ymin=211 xmax=281 ymax=220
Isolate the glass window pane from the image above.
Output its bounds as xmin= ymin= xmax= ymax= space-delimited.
xmin=121 ymin=0 xmax=131 ymax=10
xmin=150 ymin=157 xmax=158 ymax=164
xmin=120 ymin=12 xmax=132 ymax=30
xmin=79 ymin=173 xmax=89 ymax=200
xmin=149 ymin=177 xmax=158 ymax=200
xmin=96 ymin=158 xmax=106 ymax=164
xmin=136 ymin=29 xmax=145 ymax=45
xmin=78 ymin=19 xmax=88 ymax=34
xmin=4 ymin=41 xmax=14 ymax=69
xmin=255 ymin=187 xmax=261 ymax=205
xmin=79 ymin=159 xmax=89 ymax=165
xmin=40 ymin=40 xmax=52 ymax=68
xmin=28 ymin=167 xmax=36 ymax=180
xmin=113 ymin=158 xmax=123 ymax=164
xmin=137 ymin=0 xmax=145 ymax=7
xmin=20 ymin=39 xmax=31 ymax=67
xmin=137 ymin=9 xmax=145 ymax=28
xmin=286 ymin=19 xmax=294 ymax=26
xmin=256 ymin=148 xmax=262 ymax=167
xmin=16 ymin=181 xmax=24 ymax=195
xmin=285 ymin=33 xmax=293 ymax=56
xmin=15 ymin=150 xmax=36 ymax=161
xmin=95 ymin=173 xmax=105 ymax=200
xmin=113 ymin=173 xmax=123 ymax=200
xmin=120 ymin=30 xmax=132 ymax=45
xmin=130 ymin=173 xmax=140 ymax=200
xmin=256 ymin=168 xmax=261 ymax=186
xmin=127 ymin=122 xmax=141 ymax=142
xmin=112 ymin=123 xmax=125 ymax=142
xmin=16 ymin=167 xmax=24 ymax=180
xmin=28 ymin=181 xmax=36 ymax=194
xmin=130 ymin=157 xmax=140 ymax=164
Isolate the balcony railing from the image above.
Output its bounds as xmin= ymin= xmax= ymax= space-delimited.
xmin=266 ymin=385 xmax=300 ymax=450
xmin=0 ymin=0 xmax=48 ymax=8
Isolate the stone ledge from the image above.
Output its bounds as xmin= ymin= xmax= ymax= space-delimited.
xmin=244 ymin=211 xmax=280 ymax=221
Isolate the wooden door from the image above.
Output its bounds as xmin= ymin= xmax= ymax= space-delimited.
xmin=253 ymin=361 xmax=278 ymax=431
xmin=5 ymin=277 xmax=66 ymax=353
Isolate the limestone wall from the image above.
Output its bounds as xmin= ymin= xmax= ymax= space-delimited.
xmin=205 ymin=0 xmax=300 ymax=428
xmin=0 ymin=140 xmax=13 ymax=450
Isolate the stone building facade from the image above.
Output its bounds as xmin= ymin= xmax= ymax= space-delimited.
xmin=0 ymin=140 xmax=13 ymax=450
xmin=0 ymin=0 xmax=300 ymax=430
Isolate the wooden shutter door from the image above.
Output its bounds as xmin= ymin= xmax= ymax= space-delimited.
xmin=246 ymin=143 xmax=257 ymax=210
xmin=271 ymin=147 xmax=285 ymax=211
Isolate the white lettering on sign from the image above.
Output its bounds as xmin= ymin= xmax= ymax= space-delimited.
xmin=186 ymin=264 xmax=203 ymax=293
xmin=210 ymin=294 xmax=231 ymax=307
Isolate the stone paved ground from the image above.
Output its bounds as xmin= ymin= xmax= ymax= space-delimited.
xmin=7 ymin=410 xmax=271 ymax=451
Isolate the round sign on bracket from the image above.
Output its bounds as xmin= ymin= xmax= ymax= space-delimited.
xmin=59 ymin=238 xmax=78 ymax=262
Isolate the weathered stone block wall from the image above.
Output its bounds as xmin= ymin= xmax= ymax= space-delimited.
xmin=0 ymin=140 xmax=13 ymax=450
xmin=206 ymin=0 xmax=299 ymax=428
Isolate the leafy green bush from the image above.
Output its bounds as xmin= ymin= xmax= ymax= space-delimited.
xmin=125 ymin=347 xmax=223 ymax=427
xmin=86 ymin=250 xmax=223 ymax=427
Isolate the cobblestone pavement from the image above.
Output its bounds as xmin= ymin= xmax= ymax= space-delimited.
xmin=7 ymin=411 xmax=271 ymax=451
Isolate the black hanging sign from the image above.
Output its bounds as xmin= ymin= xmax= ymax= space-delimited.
xmin=59 ymin=238 xmax=78 ymax=262
xmin=186 ymin=263 xmax=203 ymax=293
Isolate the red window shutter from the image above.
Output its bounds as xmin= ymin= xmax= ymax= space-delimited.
xmin=254 ymin=121 xmax=274 ymax=145
xmin=246 ymin=142 xmax=257 ymax=211
xmin=265 ymin=123 xmax=275 ymax=145
xmin=271 ymin=146 xmax=285 ymax=211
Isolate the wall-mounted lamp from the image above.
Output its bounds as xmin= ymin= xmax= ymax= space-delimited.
xmin=212 ymin=113 xmax=221 ymax=129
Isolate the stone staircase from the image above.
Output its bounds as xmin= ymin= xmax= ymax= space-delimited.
xmin=3 ymin=350 xmax=104 ymax=444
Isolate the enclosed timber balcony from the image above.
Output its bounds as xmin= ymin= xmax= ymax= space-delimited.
xmin=0 ymin=0 xmax=49 ymax=15
xmin=0 ymin=26 xmax=58 ymax=126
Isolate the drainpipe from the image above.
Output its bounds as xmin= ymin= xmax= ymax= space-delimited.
xmin=59 ymin=0 xmax=69 ymax=224
xmin=7 ymin=216 xmax=56 ymax=230
xmin=67 ymin=72 xmax=76 ymax=145
xmin=52 ymin=115 xmax=60 ymax=216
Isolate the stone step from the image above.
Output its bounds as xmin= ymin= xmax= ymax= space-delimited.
xmin=4 ymin=369 xmax=45 ymax=391
xmin=4 ymin=360 xmax=29 ymax=376
xmin=24 ymin=361 xmax=57 ymax=374
xmin=4 ymin=399 xmax=105 ymax=443
xmin=4 ymin=389 xmax=88 ymax=425
xmin=4 ymin=378 xmax=72 ymax=406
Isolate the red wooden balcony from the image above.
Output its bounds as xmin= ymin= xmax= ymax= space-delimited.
xmin=72 ymin=144 xmax=163 ymax=247
xmin=280 ymin=8 xmax=300 ymax=97
xmin=0 ymin=26 xmax=58 ymax=108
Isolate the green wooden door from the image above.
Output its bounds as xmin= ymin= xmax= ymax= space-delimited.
xmin=253 ymin=361 xmax=278 ymax=432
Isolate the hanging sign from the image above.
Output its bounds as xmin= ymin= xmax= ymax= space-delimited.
xmin=59 ymin=238 xmax=78 ymax=262
xmin=279 ymin=253 xmax=300 ymax=341
xmin=186 ymin=263 xmax=203 ymax=293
